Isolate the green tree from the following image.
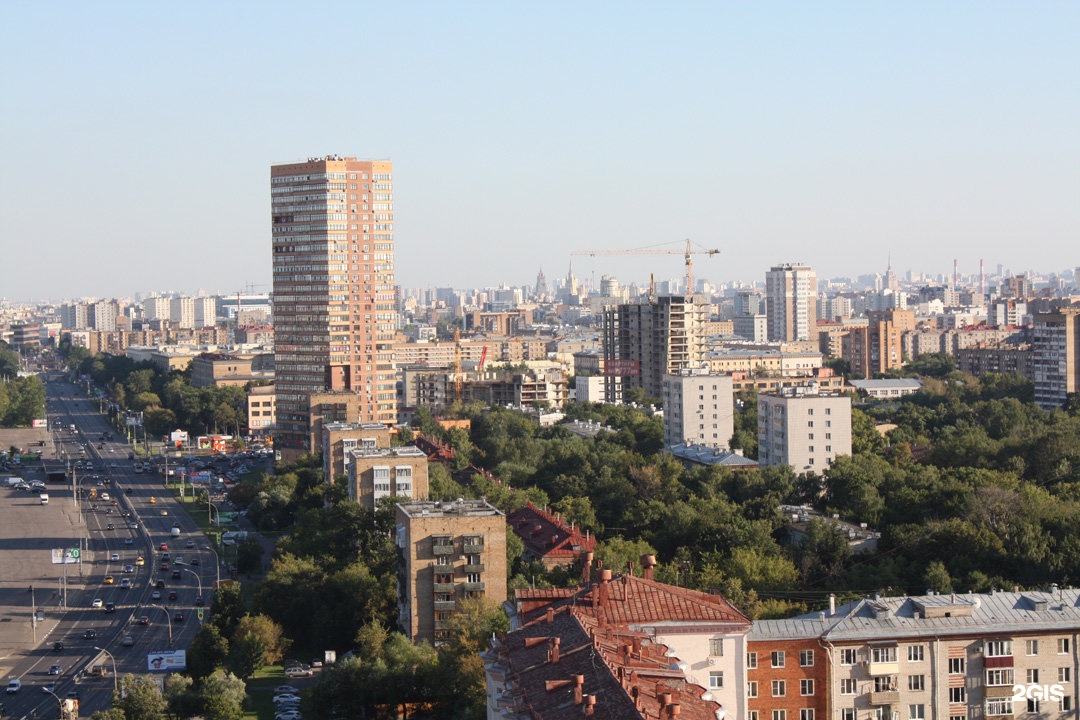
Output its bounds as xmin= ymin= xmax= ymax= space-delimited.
xmin=113 ymin=674 xmax=166 ymax=720
xmin=188 ymin=622 xmax=230 ymax=680
xmin=198 ymin=670 xmax=247 ymax=720
xmin=209 ymin=581 xmax=247 ymax=639
xmin=163 ymin=674 xmax=200 ymax=720
xmin=923 ymin=560 xmax=953 ymax=594
xmin=227 ymin=614 xmax=290 ymax=679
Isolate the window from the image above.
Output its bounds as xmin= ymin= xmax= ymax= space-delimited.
xmin=1063 ymin=696 xmax=1073 ymax=711
xmin=874 ymin=677 xmax=897 ymax=692
xmin=772 ymin=712 xmax=786 ymax=720
xmin=948 ymin=657 xmax=966 ymax=674
xmin=841 ymin=710 xmax=856 ymax=720
xmin=772 ymin=679 xmax=786 ymax=697
xmin=1027 ymin=698 xmax=1040 ymax=713
xmin=948 ymin=687 xmax=966 ymax=703
xmin=985 ymin=669 xmax=1014 ymax=686
xmin=750 ymin=713 xmax=759 ymax=720
xmin=709 ymin=638 xmax=724 ymax=656
xmin=986 ymin=698 xmax=1012 ymax=716
xmin=870 ymin=646 xmax=897 ymax=663
xmin=772 ymin=651 xmax=786 ymax=668
xmin=800 ymin=679 xmax=814 ymax=696
xmin=908 ymin=675 xmax=925 ymax=691
xmin=799 ymin=649 xmax=814 ymax=667
xmin=746 ymin=651 xmax=758 ymax=669
xmin=840 ymin=679 xmax=857 ymax=695
xmin=908 ymin=645 xmax=925 ymax=662
xmin=747 ymin=681 xmax=758 ymax=698
xmin=908 ymin=704 xmax=925 ymax=720
xmin=709 ymin=672 xmax=724 ymax=689
xmin=1059 ymin=637 xmax=1071 ymax=654
xmin=1026 ymin=639 xmax=1039 ymax=655
xmin=1059 ymin=667 xmax=1072 ymax=683
xmin=1026 ymin=668 xmax=1039 ymax=684
xmin=800 ymin=710 xmax=814 ymax=720
xmin=985 ymin=640 xmax=1012 ymax=657
xmin=841 ymin=648 xmax=858 ymax=665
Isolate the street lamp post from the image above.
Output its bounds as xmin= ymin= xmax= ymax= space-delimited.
xmin=149 ymin=604 xmax=174 ymax=646
xmin=203 ymin=545 xmax=221 ymax=589
xmin=183 ymin=568 xmax=204 ymax=615
xmin=93 ymin=646 xmax=119 ymax=693
xmin=208 ymin=500 xmax=219 ymax=526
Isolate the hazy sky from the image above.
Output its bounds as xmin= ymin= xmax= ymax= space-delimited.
xmin=2 ymin=2 xmax=1077 ymax=301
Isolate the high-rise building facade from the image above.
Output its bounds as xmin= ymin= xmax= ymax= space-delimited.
xmin=601 ymin=294 xmax=710 ymax=402
xmin=1033 ymin=308 xmax=1080 ymax=411
xmin=662 ymin=369 xmax=735 ymax=449
xmin=757 ymin=390 xmax=851 ymax=475
xmin=272 ymin=156 xmax=397 ymax=459
xmin=766 ymin=263 xmax=818 ymax=342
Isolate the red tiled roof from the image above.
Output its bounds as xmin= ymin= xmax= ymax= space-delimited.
xmin=488 ymin=603 xmax=724 ymax=720
xmin=508 ymin=502 xmax=598 ymax=561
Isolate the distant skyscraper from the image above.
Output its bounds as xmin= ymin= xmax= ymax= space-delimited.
xmin=534 ymin=267 xmax=547 ymax=299
xmin=272 ymin=156 xmax=397 ymax=460
xmin=765 ymin=263 xmax=818 ymax=342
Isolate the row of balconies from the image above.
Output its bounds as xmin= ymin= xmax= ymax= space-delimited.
xmin=433 ymin=580 xmax=486 ymax=594
xmin=432 ymin=541 xmax=486 ymax=556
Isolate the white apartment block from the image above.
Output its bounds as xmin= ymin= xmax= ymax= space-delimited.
xmin=194 ymin=296 xmax=218 ymax=328
xmin=143 ymin=296 xmax=171 ymax=321
xmin=170 ymin=296 xmax=196 ymax=329
xmin=757 ymin=390 xmax=851 ymax=474
xmin=662 ymin=369 xmax=735 ymax=449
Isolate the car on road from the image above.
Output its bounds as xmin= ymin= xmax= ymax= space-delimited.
xmin=189 ymin=557 xmax=200 ymax=566
xmin=6 ymin=679 xmax=21 ymax=694
xmin=83 ymin=629 xmax=97 ymax=640
xmin=136 ymin=556 xmax=145 ymax=566
xmin=274 ymin=713 xmax=302 ymax=720
xmin=91 ymin=598 xmax=103 ymax=608
xmin=173 ymin=612 xmax=184 ymax=623
xmin=103 ymin=575 xmax=114 ymax=585
xmin=42 ymin=681 xmax=56 ymax=694
xmin=151 ymin=590 xmax=161 ymax=601
xmin=124 ymin=537 xmax=133 ymax=545
xmin=194 ymin=596 xmax=204 ymax=606
xmin=159 ymin=543 xmax=168 ymax=551
xmin=104 ymin=602 xmax=116 ymax=613
xmin=110 ymin=553 xmax=120 ymax=561
xmin=123 ymin=564 xmax=134 ymax=573
xmin=168 ymin=590 xmax=178 ymax=601
xmin=185 ymin=540 xmax=195 ymax=549
xmin=135 ymin=616 xmax=150 ymax=626
xmin=171 ymin=570 xmax=181 ymax=580
xmin=52 ymin=641 xmax=64 ymax=652
xmin=120 ymin=578 xmax=132 ymax=589
xmin=149 ymin=497 xmax=156 ymax=504
xmin=121 ymin=635 xmax=134 ymax=646
xmin=274 ymin=685 xmax=299 ymax=695
xmin=284 ymin=666 xmax=313 ymax=678
xmin=161 ymin=553 xmax=170 ymax=561
xmin=48 ymin=664 xmax=62 ymax=676
xmin=160 ymin=563 xmax=170 ymax=572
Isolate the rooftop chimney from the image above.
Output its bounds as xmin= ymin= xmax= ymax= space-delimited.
xmin=599 ymin=569 xmax=612 ymax=607
xmin=574 ymin=674 xmax=584 ymax=705
xmin=582 ymin=551 xmax=594 ymax=584
xmin=641 ymin=554 xmax=657 ymax=581
xmin=548 ymin=637 xmax=561 ymax=664
xmin=829 ymin=594 xmax=836 ymax=616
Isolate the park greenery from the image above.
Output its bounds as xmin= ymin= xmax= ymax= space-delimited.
xmin=0 ymin=344 xmax=45 ymax=427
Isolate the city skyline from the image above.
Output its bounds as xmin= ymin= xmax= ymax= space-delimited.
xmin=2 ymin=3 xmax=1078 ymax=301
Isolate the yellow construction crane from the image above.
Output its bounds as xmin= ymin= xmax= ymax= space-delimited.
xmin=571 ymin=239 xmax=721 ymax=295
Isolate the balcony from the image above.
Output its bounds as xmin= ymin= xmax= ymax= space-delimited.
xmin=869 ymin=691 xmax=900 ymax=705
xmin=462 ymin=582 xmax=485 ymax=592
xmin=867 ymin=661 xmax=899 ymax=676
xmin=433 ymin=582 xmax=455 ymax=593
xmin=463 ymin=542 xmax=485 ymax=554
xmin=433 ymin=545 xmax=455 ymax=556
xmin=985 ymin=685 xmax=1016 ymax=698
xmin=434 ymin=601 xmax=457 ymax=612
xmin=463 ymin=563 xmax=485 ymax=573
xmin=984 ymin=655 xmax=1014 ymax=668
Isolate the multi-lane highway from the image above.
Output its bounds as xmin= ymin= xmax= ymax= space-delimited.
xmin=1 ymin=375 xmax=218 ymax=719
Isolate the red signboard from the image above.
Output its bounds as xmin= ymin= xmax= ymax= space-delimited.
xmin=603 ymin=359 xmax=640 ymax=377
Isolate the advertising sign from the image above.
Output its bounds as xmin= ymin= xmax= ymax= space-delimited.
xmin=603 ymin=359 xmax=640 ymax=377
xmin=50 ymin=548 xmax=81 ymax=564
xmin=147 ymin=649 xmax=186 ymax=671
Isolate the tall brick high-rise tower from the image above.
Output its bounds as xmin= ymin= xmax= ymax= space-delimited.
xmin=271 ymin=156 xmax=396 ymax=460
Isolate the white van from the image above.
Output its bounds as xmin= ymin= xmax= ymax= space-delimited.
xmin=171 ymin=526 xmax=181 ymax=537
xmin=39 ymin=494 xmax=49 ymax=505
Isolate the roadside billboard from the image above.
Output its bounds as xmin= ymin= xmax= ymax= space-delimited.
xmin=147 ymin=649 xmax=186 ymax=671
xmin=50 ymin=548 xmax=81 ymax=564
xmin=603 ymin=359 xmax=640 ymax=376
